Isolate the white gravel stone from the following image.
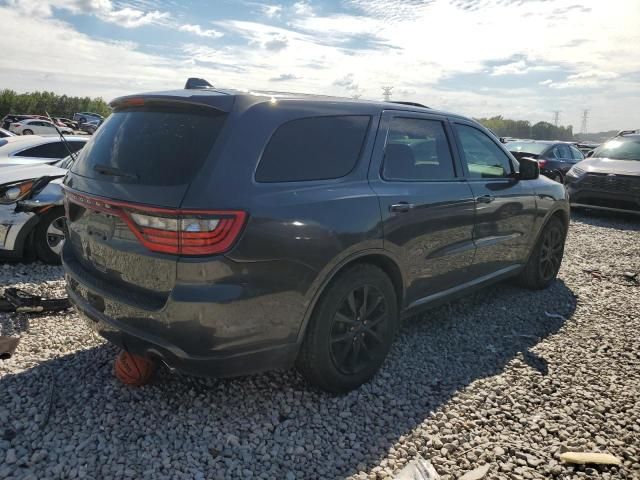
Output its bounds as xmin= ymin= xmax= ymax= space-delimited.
xmin=0 ymin=211 xmax=639 ymax=479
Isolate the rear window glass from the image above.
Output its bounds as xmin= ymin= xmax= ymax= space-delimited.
xmin=255 ymin=115 xmax=370 ymax=182
xmin=71 ymin=106 xmax=226 ymax=185
xmin=507 ymin=142 xmax=548 ymax=155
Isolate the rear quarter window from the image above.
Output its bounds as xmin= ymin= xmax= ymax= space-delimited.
xmin=255 ymin=115 xmax=371 ymax=182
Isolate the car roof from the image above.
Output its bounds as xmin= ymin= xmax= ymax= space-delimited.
xmin=0 ymin=135 xmax=88 ymax=153
xmin=111 ymin=87 xmax=468 ymax=120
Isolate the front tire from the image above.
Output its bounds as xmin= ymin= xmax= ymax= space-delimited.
xmin=296 ymin=264 xmax=398 ymax=393
xmin=22 ymin=129 xmax=33 ymax=135
xmin=33 ymin=208 xmax=66 ymax=265
xmin=517 ymin=216 xmax=566 ymax=290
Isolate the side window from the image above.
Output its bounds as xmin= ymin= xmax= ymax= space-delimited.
xmin=569 ymin=145 xmax=584 ymax=160
xmin=553 ymin=144 xmax=572 ymax=159
xmin=255 ymin=116 xmax=370 ymax=182
xmin=382 ymin=117 xmax=455 ymax=181
xmin=455 ymin=124 xmax=513 ymax=178
xmin=15 ymin=142 xmax=68 ymax=159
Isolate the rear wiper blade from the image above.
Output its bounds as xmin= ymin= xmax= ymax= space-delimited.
xmin=93 ymin=164 xmax=138 ymax=180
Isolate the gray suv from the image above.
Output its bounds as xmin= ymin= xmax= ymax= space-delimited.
xmin=62 ymin=82 xmax=569 ymax=392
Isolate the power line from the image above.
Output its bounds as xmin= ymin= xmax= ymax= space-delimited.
xmin=381 ymin=86 xmax=393 ymax=102
xmin=552 ymin=111 xmax=561 ymax=127
xmin=580 ymin=109 xmax=590 ymax=135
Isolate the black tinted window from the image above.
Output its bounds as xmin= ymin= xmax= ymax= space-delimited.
xmin=455 ymin=124 xmax=513 ymax=178
xmin=255 ymin=116 xmax=370 ymax=182
xmin=383 ymin=117 xmax=455 ymax=181
xmin=16 ymin=142 xmax=70 ymax=159
xmin=71 ymin=106 xmax=227 ymax=185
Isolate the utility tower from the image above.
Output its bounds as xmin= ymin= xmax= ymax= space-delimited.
xmin=580 ymin=109 xmax=589 ymax=135
xmin=552 ymin=111 xmax=561 ymax=127
xmin=381 ymin=86 xmax=393 ymax=102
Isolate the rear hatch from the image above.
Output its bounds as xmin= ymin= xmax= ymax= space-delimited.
xmin=64 ymin=96 xmax=234 ymax=297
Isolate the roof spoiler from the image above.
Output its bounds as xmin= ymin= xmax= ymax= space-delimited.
xmin=184 ymin=77 xmax=215 ymax=90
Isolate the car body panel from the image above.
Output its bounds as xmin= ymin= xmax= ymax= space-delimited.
xmin=367 ymin=110 xmax=477 ymax=304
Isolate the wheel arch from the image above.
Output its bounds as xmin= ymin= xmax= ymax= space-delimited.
xmin=295 ymin=249 xmax=406 ymax=344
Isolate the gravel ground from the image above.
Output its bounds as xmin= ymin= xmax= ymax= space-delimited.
xmin=0 ymin=211 xmax=639 ymax=480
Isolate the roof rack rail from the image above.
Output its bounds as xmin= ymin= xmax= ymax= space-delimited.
xmin=388 ymin=101 xmax=430 ymax=109
xmin=616 ymin=129 xmax=639 ymax=136
xmin=184 ymin=77 xmax=215 ymax=90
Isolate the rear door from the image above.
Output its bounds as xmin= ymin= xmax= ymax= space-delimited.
xmin=451 ymin=120 xmax=537 ymax=277
xmin=64 ymin=102 xmax=229 ymax=293
xmin=369 ymin=111 xmax=476 ymax=307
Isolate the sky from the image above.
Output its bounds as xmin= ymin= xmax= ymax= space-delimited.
xmin=1 ymin=0 xmax=639 ymax=132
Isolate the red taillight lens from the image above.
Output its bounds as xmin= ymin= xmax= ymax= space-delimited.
xmin=64 ymin=190 xmax=246 ymax=256
xmin=537 ymin=159 xmax=547 ymax=168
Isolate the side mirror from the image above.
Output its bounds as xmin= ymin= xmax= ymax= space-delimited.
xmin=586 ymin=150 xmax=595 ymax=158
xmin=517 ymin=157 xmax=539 ymax=180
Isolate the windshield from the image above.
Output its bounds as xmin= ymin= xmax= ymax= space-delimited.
xmin=506 ymin=142 xmax=548 ymax=155
xmin=593 ymin=138 xmax=640 ymax=160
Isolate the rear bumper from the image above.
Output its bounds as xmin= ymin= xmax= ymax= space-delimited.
xmin=63 ymin=246 xmax=301 ymax=378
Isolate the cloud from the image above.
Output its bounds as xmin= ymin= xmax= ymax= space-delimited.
xmin=264 ymin=35 xmax=289 ymax=51
xmin=544 ymin=71 xmax=620 ymax=89
xmin=178 ymin=24 xmax=224 ymax=39
xmin=539 ymin=79 xmax=553 ymax=86
xmin=6 ymin=0 xmax=170 ymax=28
xmin=333 ymin=73 xmax=360 ymax=92
xmin=292 ymin=1 xmax=313 ymax=16
xmin=262 ymin=4 xmax=282 ymax=18
xmin=269 ymin=73 xmax=299 ymax=82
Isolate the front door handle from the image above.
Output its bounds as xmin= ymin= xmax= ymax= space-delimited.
xmin=389 ymin=202 xmax=415 ymax=213
xmin=476 ymin=195 xmax=495 ymax=204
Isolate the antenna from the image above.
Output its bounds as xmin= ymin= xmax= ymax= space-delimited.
xmin=552 ymin=111 xmax=561 ymax=127
xmin=580 ymin=109 xmax=589 ymax=135
xmin=381 ymin=86 xmax=394 ymax=102
xmin=45 ymin=111 xmax=77 ymax=163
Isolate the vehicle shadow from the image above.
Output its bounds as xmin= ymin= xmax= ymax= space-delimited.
xmin=571 ymin=208 xmax=640 ymax=231
xmin=0 ymin=279 xmax=575 ymax=479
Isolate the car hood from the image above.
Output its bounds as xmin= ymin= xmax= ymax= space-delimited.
xmin=0 ymin=162 xmax=67 ymax=185
xmin=578 ymin=157 xmax=640 ymax=176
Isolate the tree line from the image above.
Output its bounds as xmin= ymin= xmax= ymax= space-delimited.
xmin=0 ymin=89 xmax=111 ymax=120
xmin=476 ymin=115 xmax=575 ymax=141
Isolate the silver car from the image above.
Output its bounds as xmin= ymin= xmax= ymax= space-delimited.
xmin=0 ymin=156 xmax=73 ymax=263
xmin=0 ymin=135 xmax=87 ymax=166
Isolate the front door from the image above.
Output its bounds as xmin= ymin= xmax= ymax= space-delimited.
xmin=451 ymin=121 xmax=537 ymax=277
xmin=369 ymin=111 xmax=477 ymax=307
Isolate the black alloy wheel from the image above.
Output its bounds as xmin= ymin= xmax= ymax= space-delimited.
xmin=329 ymin=285 xmax=388 ymax=375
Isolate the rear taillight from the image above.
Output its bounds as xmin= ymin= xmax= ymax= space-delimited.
xmin=64 ymin=190 xmax=246 ymax=256
xmin=537 ymin=159 xmax=547 ymax=168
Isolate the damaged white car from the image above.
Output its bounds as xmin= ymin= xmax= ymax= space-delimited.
xmin=0 ymin=155 xmax=73 ymax=264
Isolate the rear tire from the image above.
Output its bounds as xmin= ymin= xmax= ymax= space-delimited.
xmin=33 ymin=208 xmax=66 ymax=265
xmin=296 ymin=264 xmax=398 ymax=393
xmin=22 ymin=129 xmax=33 ymax=135
xmin=517 ymin=216 xmax=566 ymax=290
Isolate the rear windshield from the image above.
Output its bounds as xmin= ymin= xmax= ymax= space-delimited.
xmin=506 ymin=142 xmax=548 ymax=155
xmin=71 ymin=105 xmax=226 ymax=185
xmin=592 ymin=138 xmax=640 ymax=160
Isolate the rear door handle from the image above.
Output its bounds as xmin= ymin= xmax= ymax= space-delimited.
xmin=389 ymin=202 xmax=415 ymax=213
xmin=476 ymin=195 xmax=495 ymax=204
